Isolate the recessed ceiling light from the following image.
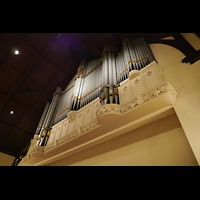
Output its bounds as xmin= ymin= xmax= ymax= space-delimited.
xmin=10 ymin=110 xmax=14 ymax=115
xmin=14 ymin=50 xmax=19 ymax=55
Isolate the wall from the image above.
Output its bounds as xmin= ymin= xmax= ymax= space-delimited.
xmin=150 ymin=40 xmax=200 ymax=164
xmin=47 ymin=113 xmax=198 ymax=166
xmin=0 ymin=152 xmax=15 ymax=166
xmin=46 ymin=34 xmax=200 ymax=166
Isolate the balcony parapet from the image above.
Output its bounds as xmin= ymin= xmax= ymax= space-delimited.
xmin=19 ymin=61 xmax=177 ymax=166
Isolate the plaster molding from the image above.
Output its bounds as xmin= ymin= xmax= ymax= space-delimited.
xmin=67 ymin=111 xmax=77 ymax=123
xmin=142 ymin=81 xmax=177 ymax=102
xmin=29 ymin=146 xmax=44 ymax=157
xmin=44 ymin=141 xmax=57 ymax=152
xmin=19 ymin=61 xmax=178 ymax=166
xmin=96 ymin=104 xmax=121 ymax=120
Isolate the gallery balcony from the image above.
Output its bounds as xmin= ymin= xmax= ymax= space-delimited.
xmin=19 ymin=61 xmax=177 ymax=166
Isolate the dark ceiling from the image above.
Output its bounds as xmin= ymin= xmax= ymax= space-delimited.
xmin=0 ymin=33 xmax=177 ymax=158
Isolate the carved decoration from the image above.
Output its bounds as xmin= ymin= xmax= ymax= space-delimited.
xmin=123 ymin=86 xmax=127 ymax=91
xmin=120 ymin=98 xmax=139 ymax=114
xmin=96 ymin=103 xmax=99 ymax=108
xmin=27 ymin=146 xmax=44 ymax=158
xmin=142 ymin=82 xmax=177 ymax=102
xmin=67 ymin=111 xmax=77 ymax=123
xmin=44 ymin=142 xmax=56 ymax=152
xmin=135 ymin=79 xmax=139 ymax=84
xmin=56 ymin=120 xmax=100 ymax=147
xmin=96 ymin=105 xmax=121 ymax=120
xmin=22 ymin=80 xmax=177 ymax=164
xmin=147 ymin=71 xmax=152 ymax=76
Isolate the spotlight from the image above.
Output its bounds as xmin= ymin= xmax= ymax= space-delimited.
xmin=14 ymin=50 xmax=19 ymax=55
xmin=10 ymin=110 xmax=14 ymax=115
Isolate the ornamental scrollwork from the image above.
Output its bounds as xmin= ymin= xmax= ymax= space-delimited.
xmin=96 ymin=105 xmax=121 ymax=120
xmin=142 ymin=82 xmax=177 ymax=102
xmin=55 ymin=120 xmax=100 ymax=148
xmin=23 ymin=81 xmax=177 ymax=162
xmin=67 ymin=111 xmax=77 ymax=123
xmin=120 ymin=99 xmax=139 ymax=114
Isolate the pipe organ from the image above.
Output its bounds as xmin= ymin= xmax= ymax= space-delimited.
xmin=35 ymin=37 xmax=156 ymax=146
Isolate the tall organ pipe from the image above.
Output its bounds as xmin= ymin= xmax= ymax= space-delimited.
xmin=112 ymin=52 xmax=119 ymax=104
xmin=100 ymin=46 xmax=118 ymax=105
xmin=123 ymin=39 xmax=132 ymax=73
xmin=34 ymin=102 xmax=50 ymax=136
xmin=37 ymin=86 xmax=62 ymax=146
xmin=43 ymin=91 xmax=62 ymax=146
xmin=132 ymin=39 xmax=142 ymax=70
xmin=101 ymin=46 xmax=109 ymax=105
xmin=137 ymin=37 xmax=149 ymax=65
xmin=108 ymin=51 xmax=114 ymax=103
xmin=135 ymin=38 xmax=145 ymax=68
xmin=129 ymin=39 xmax=139 ymax=70
xmin=126 ymin=38 xmax=136 ymax=70
xmin=70 ymin=60 xmax=86 ymax=111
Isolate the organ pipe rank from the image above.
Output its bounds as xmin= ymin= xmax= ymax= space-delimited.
xmin=36 ymin=37 xmax=156 ymax=146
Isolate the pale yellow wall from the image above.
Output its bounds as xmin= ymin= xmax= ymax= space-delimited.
xmin=46 ymin=34 xmax=200 ymax=166
xmin=47 ymin=113 xmax=198 ymax=166
xmin=150 ymin=40 xmax=200 ymax=164
xmin=0 ymin=152 xmax=15 ymax=166
xmin=69 ymin=128 xmax=196 ymax=166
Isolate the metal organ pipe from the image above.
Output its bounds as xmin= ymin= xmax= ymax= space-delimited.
xmin=108 ymin=51 xmax=114 ymax=103
xmin=101 ymin=46 xmax=109 ymax=105
xmin=126 ymin=39 xmax=137 ymax=70
xmin=122 ymin=48 xmax=127 ymax=79
xmin=132 ymin=39 xmax=142 ymax=70
xmin=53 ymin=75 xmax=75 ymax=125
xmin=137 ymin=37 xmax=149 ymax=66
xmin=70 ymin=60 xmax=86 ymax=111
xmin=129 ymin=39 xmax=139 ymax=70
xmin=122 ymin=39 xmax=131 ymax=74
xmin=43 ymin=91 xmax=62 ymax=146
xmin=112 ymin=52 xmax=119 ymax=104
xmin=135 ymin=38 xmax=145 ymax=68
xmin=34 ymin=102 xmax=50 ymax=136
xmin=114 ymin=37 xmax=156 ymax=84
xmin=100 ymin=46 xmax=119 ymax=105
xmin=34 ymin=36 xmax=156 ymax=147
xmin=37 ymin=87 xmax=62 ymax=146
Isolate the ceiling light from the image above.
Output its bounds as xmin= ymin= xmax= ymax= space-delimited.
xmin=14 ymin=50 xmax=19 ymax=55
xmin=10 ymin=110 xmax=14 ymax=115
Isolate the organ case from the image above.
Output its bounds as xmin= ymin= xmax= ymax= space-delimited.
xmin=34 ymin=37 xmax=157 ymax=146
